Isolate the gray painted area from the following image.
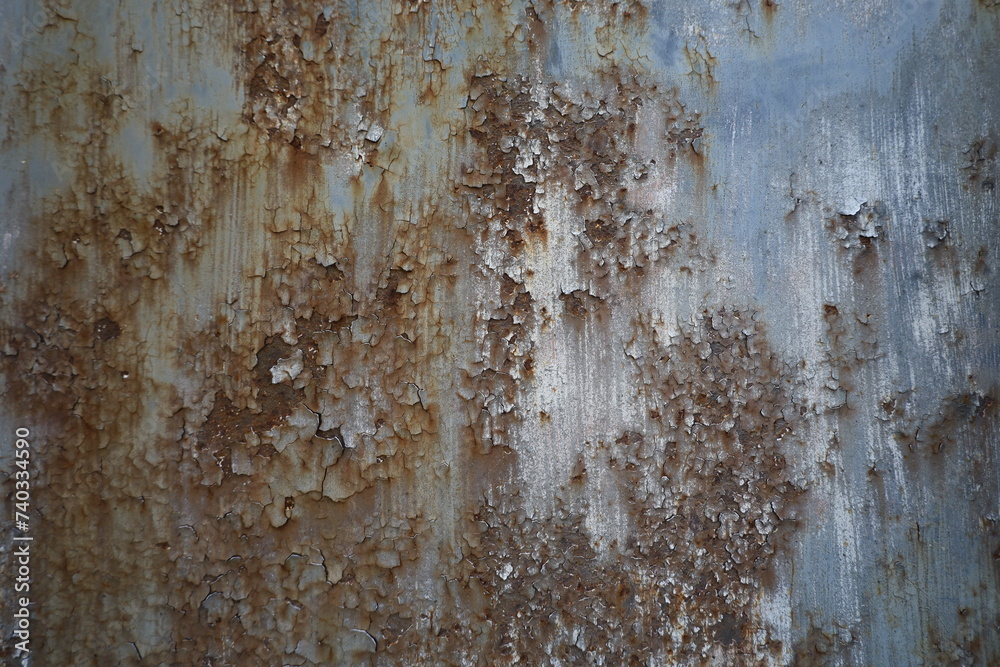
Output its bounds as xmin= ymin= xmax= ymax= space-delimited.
xmin=0 ymin=0 xmax=997 ymax=664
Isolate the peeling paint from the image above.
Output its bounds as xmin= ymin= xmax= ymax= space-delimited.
xmin=0 ymin=0 xmax=998 ymax=665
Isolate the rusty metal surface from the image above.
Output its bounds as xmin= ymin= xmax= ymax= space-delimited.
xmin=0 ymin=0 xmax=997 ymax=664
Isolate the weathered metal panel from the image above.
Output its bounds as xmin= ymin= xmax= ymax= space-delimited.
xmin=0 ymin=0 xmax=997 ymax=664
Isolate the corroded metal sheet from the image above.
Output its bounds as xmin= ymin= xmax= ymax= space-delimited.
xmin=0 ymin=0 xmax=997 ymax=665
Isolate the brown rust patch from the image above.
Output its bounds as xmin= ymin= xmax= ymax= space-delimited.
xmin=460 ymin=62 xmax=703 ymax=275
xmin=559 ymin=289 xmax=607 ymax=320
xmin=377 ymin=308 xmax=809 ymax=664
xmin=196 ymin=334 xmax=301 ymax=473
xmin=93 ymin=317 xmax=122 ymax=341
xmin=962 ymin=136 xmax=997 ymax=191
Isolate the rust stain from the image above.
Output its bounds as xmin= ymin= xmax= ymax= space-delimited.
xmin=394 ymin=308 xmax=812 ymax=663
xmin=1 ymin=0 xmax=996 ymax=665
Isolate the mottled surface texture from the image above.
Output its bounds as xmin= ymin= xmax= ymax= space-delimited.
xmin=0 ymin=0 xmax=998 ymax=665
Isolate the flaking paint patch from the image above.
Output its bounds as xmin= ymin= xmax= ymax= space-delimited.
xmin=1 ymin=0 xmax=998 ymax=665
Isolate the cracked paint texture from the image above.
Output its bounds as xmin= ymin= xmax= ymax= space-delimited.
xmin=0 ymin=0 xmax=998 ymax=665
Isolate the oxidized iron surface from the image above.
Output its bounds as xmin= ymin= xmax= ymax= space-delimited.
xmin=0 ymin=0 xmax=997 ymax=665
